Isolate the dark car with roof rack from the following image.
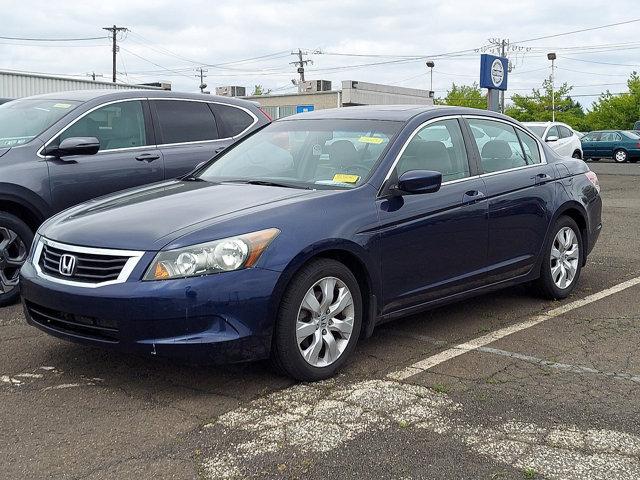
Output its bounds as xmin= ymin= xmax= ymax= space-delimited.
xmin=0 ymin=89 xmax=270 ymax=305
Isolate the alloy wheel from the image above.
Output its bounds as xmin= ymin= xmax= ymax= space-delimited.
xmin=615 ymin=150 xmax=627 ymax=163
xmin=296 ymin=276 xmax=354 ymax=367
xmin=550 ymin=226 xmax=579 ymax=289
xmin=0 ymin=227 xmax=27 ymax=294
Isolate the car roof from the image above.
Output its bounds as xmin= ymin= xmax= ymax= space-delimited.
xmin=14 ymin=89 xmax=259 ymax=108
xmin=280 ymin=104 xmax=517 ymax=123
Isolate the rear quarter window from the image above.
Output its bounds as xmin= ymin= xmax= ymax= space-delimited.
xmin=211 ymin=103 xmax=255 ymax=138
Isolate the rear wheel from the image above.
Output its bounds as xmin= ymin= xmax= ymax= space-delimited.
xmin=0 ymin=213 xmax=33 ymax=307
xmin=271 ymin=259 xmax=362 ymax=381
xmin=614 ymin=149 xmax=628 ymax=163
xmin=534 ymin=216 xmax=582 ymax=300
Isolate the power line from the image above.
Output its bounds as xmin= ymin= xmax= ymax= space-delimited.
xmin=0 ymin=34 xmax=108 ymax=41
xmin=511 ymin=18 xmax=640 ymax=45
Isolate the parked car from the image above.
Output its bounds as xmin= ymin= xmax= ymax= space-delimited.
xmin=523 ymin=121 xmax=583 ymax=159
xmin=633 ymin=120 xmax=640 ymax=130
xmin=20 ymin=106 xmax=602 ymax=381
xmin=581 ymin=130 xmax=640 ymax=163
xmin=0 ymin=90 xmax=270 ymax=306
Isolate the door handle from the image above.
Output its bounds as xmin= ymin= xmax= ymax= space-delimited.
xmin=534 ymin=173 xmax=552 ymax=184
xmin=462 ymin=190 xmax=486 ymax=204
xmin=135 ymin=153 xmax=160 ymax=162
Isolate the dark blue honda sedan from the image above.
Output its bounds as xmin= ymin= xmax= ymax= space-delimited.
xmin=20 ymin=106 xmax=602 ymax=381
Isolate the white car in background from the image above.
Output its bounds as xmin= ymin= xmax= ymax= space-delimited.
xmin=523 ymin=122 xmax=583 ymax=159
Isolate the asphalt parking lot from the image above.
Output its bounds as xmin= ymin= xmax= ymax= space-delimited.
xmin=2 ymin=160 xmax=639 ymax=480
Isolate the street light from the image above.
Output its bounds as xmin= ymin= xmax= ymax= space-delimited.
xmin=426 ymin=60 xmax=435 ymax=96
xmin=547 ymin=52 xmax=557 ymax=122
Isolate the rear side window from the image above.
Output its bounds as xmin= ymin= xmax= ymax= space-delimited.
xmin=153 ymin=100 xmax=218 ymax=144
xmin=516 ymin=130 xmax=542 ymax=164
xmin=58 ymin=100 xmax=147 ymax=151
xmin=211 ymin=103 xmax=255 ymax=138
xmin=467 ymin=118 xmax=527 ymax=173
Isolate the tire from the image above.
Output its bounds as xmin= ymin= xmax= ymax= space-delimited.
xmin=572 ymin=150 xmax=582 ymax=159
xmin=0 ymin=212 xmax=34 ymax=307
xmin=534 ymin=216 xmax=583 ymax=300
xmin=614 ymin=149 xmax=628 ymax=163
xmin=271 ymin=258 xmax=362 ymax=381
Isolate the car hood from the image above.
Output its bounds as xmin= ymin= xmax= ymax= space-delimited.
xmin=41 ymin=180 xmax=317 ymax=250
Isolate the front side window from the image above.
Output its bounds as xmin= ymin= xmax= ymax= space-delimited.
xmin=58 ymin=100 xmax=147 ymax=151
xmin=0 ymin=99 xmax=81 ymax=147
xmin=211 ymin=103 xmax=255 ymax=138
xmin=153 ymin=100 xmax=218 ymax=144
xmin=546 ymin=126 xmax=559 ymax=139
xmin=467 ymin=118 xmax=527 ymax=173
xmin=395 ymin=119 xmax=470 ymax=182
xmin=198 ymin=119 xmax=402 ymax=189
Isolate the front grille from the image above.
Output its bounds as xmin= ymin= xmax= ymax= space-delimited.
xmin=25 ymin=301 xmax=119 ymax=342
xmin=39 ymin=243 xmax=130 ymax=283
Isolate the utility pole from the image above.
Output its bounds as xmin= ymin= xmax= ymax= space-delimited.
xmin=499 ymin=39 xmax=507 ymax=113
xmin=547 ymin=52 xmax=557 ymax=122
xmin=290 ymin=49 xmax=313 ymax=92
xmin=102 ymin=25 xmax=128 ymax=83
xmin=195 ymin=67 xmax=208 ymax=93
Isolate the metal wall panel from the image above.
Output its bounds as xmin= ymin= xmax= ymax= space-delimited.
xmin=0 ymin=71 xmax=161 ymax=98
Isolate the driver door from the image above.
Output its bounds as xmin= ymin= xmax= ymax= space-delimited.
xmin=377 ymin=118 xmax=488 ymax=314
xmin=46 ymin=99 xmax=164 ymax=213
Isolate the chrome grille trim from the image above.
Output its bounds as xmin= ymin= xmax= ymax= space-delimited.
xmin=33 ymin=238 xmax=145 ymax=288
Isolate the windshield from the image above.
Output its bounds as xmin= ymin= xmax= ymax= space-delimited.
xmin=198 ymin=119 xmax=402 ymax=189
xmin=0 ymin=98 xmax=81 ymax=147
xmin=525 ymin=125 xmax=547 ymax=138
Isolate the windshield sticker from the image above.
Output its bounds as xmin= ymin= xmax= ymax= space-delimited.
xmin=333 ymin=174 xmax=360 ymax=184
xmin=53 ymin=103 xmax=72 ymax=109
xmin=358 ymin=136 xmax=384 ymax=144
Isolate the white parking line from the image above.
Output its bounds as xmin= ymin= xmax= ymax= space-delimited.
xmin=388 ymin=276 xmax=640 ymax=381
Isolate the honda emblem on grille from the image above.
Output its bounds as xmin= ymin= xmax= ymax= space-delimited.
xmin=59 ymin=254 xmax=77 ymax=277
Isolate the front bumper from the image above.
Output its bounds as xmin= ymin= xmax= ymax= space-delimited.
xmin=19 ymin=260 xmax=282 ymax=364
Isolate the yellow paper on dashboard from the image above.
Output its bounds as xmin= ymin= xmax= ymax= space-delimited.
xmin=333 ymin=174 xmax=360 ymax=184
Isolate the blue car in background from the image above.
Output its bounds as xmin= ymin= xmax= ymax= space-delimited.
xmin=20 ymin=106 xmax=602 ymax=381
xmin=581 ymin=130 xmax=640 ymax=163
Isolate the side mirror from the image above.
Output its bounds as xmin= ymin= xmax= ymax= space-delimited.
xmin=394 ymin=170 xmax=442 ymax=195
xmin=546 ymin=135 xmax=559 ymax=142
xmin=43 ymin=137 xmax=100 ymax=157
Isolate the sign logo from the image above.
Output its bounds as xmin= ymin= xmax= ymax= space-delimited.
xmin=490 ymin=59 xmax=504 ymax=88
xmin=59 ymin=254 xmax=77 ymax=277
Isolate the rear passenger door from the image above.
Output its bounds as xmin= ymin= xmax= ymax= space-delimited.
xmin=556 ymin=125 xmax=575 ymax=157
xmin=378 ymin=118 xmax=488 ymax=313
xmin=597 ymin=132 xmax=620 ymax=158
xmin=465 ymin=117 xmax=555 ymax=283
xmin=150 ymin=99 xmax=229 ymax=179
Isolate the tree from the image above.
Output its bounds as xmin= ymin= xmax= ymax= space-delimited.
xmin=252 ymin=84 xmax=272 ymax=96
xmin=585 ymin=72 xmax=640 ymax=130
xmin=435 ymin=83 xmax=486 ymax=109
xmin=505 ymin=79 xmax=588 ymax=131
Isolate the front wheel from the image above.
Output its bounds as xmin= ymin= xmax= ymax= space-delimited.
xmin=572 ymin=151 xmax=582 ymax=159
xmin=0 ymin=212 xmax=34 ymax=307
xmin=534 ymin=216 xmax=582 ymax=300
xmin=271 ymin=259 xmax=362 ymax=381
xmin=614 ymin=149 xmax=628 ymax=163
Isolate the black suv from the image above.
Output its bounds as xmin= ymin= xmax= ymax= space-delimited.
xmin=0 ymin=89 xmax=270 ymax=305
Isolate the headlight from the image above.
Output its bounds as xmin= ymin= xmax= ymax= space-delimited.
xmin=143 ymin=228 xmax=280 ymax=281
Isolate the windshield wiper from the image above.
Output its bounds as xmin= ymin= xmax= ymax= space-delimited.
xmin=223 ymin=179 xmax=309 ymax=189
xmin=182 ymin=175 xmax=206 ymax=182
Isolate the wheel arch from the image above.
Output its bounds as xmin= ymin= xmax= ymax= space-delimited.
xmin=553 ymin=201 xmax=589 ymax=266
xmin=268 ymin=240 xmax=381 ymax=343
xmin=0 ymin=185 xmax=49 ymax=233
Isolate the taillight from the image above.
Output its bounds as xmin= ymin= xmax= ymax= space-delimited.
xmin=586 ymin=170 xmax=600 ymax=193
xmin=259 ymin=107 xmax=272 ymax=121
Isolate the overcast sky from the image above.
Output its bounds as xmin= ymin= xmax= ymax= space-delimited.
xmin=2 ymin=0 xmax=639 ymax=108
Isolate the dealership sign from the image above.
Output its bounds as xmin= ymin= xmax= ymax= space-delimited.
xmin=480 ymin=54 xmax=508 ymax=91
